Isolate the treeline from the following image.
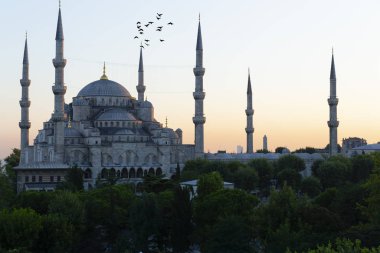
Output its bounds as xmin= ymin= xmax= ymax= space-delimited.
xmin=0 ymin=149 xmax=380 ymax=252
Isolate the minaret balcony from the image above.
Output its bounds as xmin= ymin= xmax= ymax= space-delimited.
xmin=193 ymin=91 xmax=205 ymax=100
xmin=52 ymin=59 xmax=67 ymax=68
xmin=136 ymin=85 xmax=146 ymax=93
xmin=245 ymin=109 xmax=254 ymax=116
xmin=51 ymin=113 xmax=66 ymax=122
xmin=193 ymin=67 xmax=205 ymax=76
xmin=52 ymin=85 xmax=67 ymax=95
xmin=327 ymin=98 xmax=339 ymax=106
xmin=245 ymin=127 xmax=254 ymax=134
xmin=193 ymin=115 xmax=206 ymax=124
xmin=19 ymin=121 xmax=31 ymax=129
xmin=19 ymin=100 xmax=31 ymax=108
xmin=327 ymin=120 xmax=339 ymax=127
xmin=20 ymin=79 xmax=31 ymax=87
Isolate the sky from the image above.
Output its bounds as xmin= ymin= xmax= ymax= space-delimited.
xmin=1 ymin=0 xmax=380 ymax=160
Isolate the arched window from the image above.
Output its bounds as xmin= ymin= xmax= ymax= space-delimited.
xmin=156 ymin=167 xmax=163 ymax=176
xmin=129 ymin=168 xmax=136 ymax=178
xmin=148 ymin=168 xmax=155 ymax=175
xmin=122 ymin=168 xmax=128 ymax=178
xmin=84 ymin=168 xmax=92 ymax=179
xmin=137 ymin=168 xmax=143 ymax=178
xmin=101 ymin=168 xmax=108 ymax=179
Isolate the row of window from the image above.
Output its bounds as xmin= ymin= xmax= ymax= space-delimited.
xmin=101 ymin=135 xmax=149 ymax=142
xmin=95 ymin=121 xmax=139 ymax=128
xmin=25 ymin=175 xmax=61 ymax=183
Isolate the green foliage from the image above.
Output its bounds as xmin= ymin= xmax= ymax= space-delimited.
xmin=0 ymin=208 xmax=42 ymax=251
xmin=142 ymin=174 xmax=176 ymax=193
xmin=14 ymin=191 xmax=53 ymax=214
xmin=362 ymin=174 xmax=380 ymax=226
xmin=0 ymin=173 xmax=15 ymax=209
xmin=277 ymin=154 xmax=306 ymax=172
xmin=248 ymin=158 xmax=274 ymax=196
xmin=196 ymin=171 xmax=223 ymax=198
xmin=277 ymin=168 xmax=302 ymax=190
xmin=57 ymin=166 xmax=84 ymax=191
xmin=233 ymin=167 xmax=258 ymax=192
xmin=293 ymin=147 xmax=317 ymax=154
xmin=351 ymin=155 xmax=374 ymax=183
xmin=204 ymin=216 xmax=254 ymax=253
xmin=275 ymin=147 xmax=287 ymax=153
xmin=317 ymin=158 xmax=352 ymax=189
xmin=3 ymin=148 xmax=20 ymax=188
xmin=311 ymin=159 xmax=324 ymax=177
xmin=300 ymin=177 xmax=322 ymax=198
xmin=288 ymin=238 xmax=380 ymax=253
xmin=256 ymin=149 xmax=270 ymax=153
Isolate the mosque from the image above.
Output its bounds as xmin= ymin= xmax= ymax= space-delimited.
xmin=15 ymin=6 xmax=336 ymax=192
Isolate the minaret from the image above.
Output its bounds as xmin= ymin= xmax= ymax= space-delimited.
xmin=327 ymin=51 xmax=339 ymax=155
xmin=19 ymin=35 xmax=31 ymax=164
xmin=245 ymin=70 xmax=254 ymax=153
xmin=136 ymin=47 xmax=146 ymax=102
xmin=52 ymin=6 xmax=67 ymax=162
xmin=263 ymin=135 xmax=268 ymax=151
xmin=193 ymin=17 xmax=206 ymax=158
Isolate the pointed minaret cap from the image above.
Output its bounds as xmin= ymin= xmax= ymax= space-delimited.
xmin=55 ymin=7 xmax=64 ymax=40
xmin=247 ymin=69 xmax=252 ymax=94
xmin=138 ymin=47 xmax=144 ymax=72
xmin=23 ymin=34 xmax=29 ymax=64
xmin=330 ymin=49 xmax=336 ymax=80
xmin=196 ymin=14 xmax=203 ymax=50
xmin=100 ymin=62 xmax=108 ymax=80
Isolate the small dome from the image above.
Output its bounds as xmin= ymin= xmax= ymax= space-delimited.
xmin=64 ymin=128 xmax=83 ymax=137
xmin=140 ymin=100 xmax=153 ymax=108
xmin=77 ymin=79 xmax=131 ymax=98
xmin=96 ymin=108 xmax=136 ymax=121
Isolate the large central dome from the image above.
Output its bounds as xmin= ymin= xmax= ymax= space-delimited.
xmin=77 ymin=79 xmax=131 ymax=98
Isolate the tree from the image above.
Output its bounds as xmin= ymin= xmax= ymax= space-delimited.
xmin=3 ymin=148 xmax=20 ymax=187
xmin=317 ymin=160 xmax=351 ymax=189
xmin=351 ymin=154 xmax=374 ymax=183
xmin=311 ymin=159 xmax=324 ymax=178
xmin=204 ymin=216 xmax=254 ymax=253
xmin=277 ymin=154 xmax=306 ymax=173
xmin=275 ymin=147 xmax=287 ymax=154
xmin=194 ymin=189 xmax=259 ymax=251
xmin=256 ymin=149 xmax=270 ymax=154
xmin=277 ymin=168 xmax=302 ymax=190
xmin=196 ymin=171 xmax=223 ymax=198
xmin=248 ymin=158 xmax=274 ymax=196
xmin=293 ymin=147 xmax=316 ymax=154
xmin=233 ymin=167 xmax=258 ymax=192
xmin=57 ymin=166 xmax=84 ymax=191
xmin=0 ymin=208 xmax=42 ymax=251
xmin=0 ymin=173 xmax=15 ymax=209
xmin=300 ymin=176 xmax=322 ymax=198
xmin=362 ymin=174 xmax=380 ymax=226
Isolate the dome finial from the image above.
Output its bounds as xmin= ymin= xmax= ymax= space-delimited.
xmin=100 ymin=61 xmax=108 ymax=80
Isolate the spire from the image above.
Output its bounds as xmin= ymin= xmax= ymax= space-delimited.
xmin=247 ymin=69 xmax=252 ymax=94
xmin=100 ymin=62 xmax=108 ymax=80
xmin=138 ymin=47 xmax=144 ymax=72
xmin=23 ymin=35 xmax=29 ymax=64
xmin=55 ymin=7 xmax=64 ymax=40
xmin=196 ymin=17 xmax=203 ymax=50
xmin=330 ymin=50 xmax=336 ymax=80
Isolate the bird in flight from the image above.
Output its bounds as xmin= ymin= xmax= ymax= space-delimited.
xmin=134 ymin=36 xmax=139 ymax=39
xmin=160 ymin=39 xmax=165 ymax=42
xmin=145 ymin=43 xmax=150 ymax=46
xmin=167 ymin=22 xmax=173 ymax=25
xmin=157 ymin=13 xmax=163 ymax=17
xmin=148 ymin=21 xmax=154 ymax=24
xmin=144 ymin=39 xmax=150 ymax=42
xmin=145 ymin=24 xmax=150 ymax=27
xmin=140 ymin=45 xmax=144 ymax=48
xmin=157 ymin=26 xmax=163 ymax=29
xmin=137 ymin=21 xmax=141 ymax=25
xmin=139 ymin=32 xmax=144 ymax=34
xmin=156 ymin=28 xmax=162 ymax=32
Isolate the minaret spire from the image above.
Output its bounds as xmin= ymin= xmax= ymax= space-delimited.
xmin=52 ymin=4 xmax=67 ymax=162
xmin=136 ymin=47 xmax=146 ymax=102
xmin=328 ymin=50 xmax=339 ymax=156
xmin=193 ymin=17 xmax=206 ymax=158
xmin=19 ymin=36 xmax=31 ymax=164
xmin=245 ymin=69 xmax=254 ymax=153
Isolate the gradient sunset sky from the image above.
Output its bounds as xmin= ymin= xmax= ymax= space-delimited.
xmin=1 ymin=0 xmax=380 ymax=159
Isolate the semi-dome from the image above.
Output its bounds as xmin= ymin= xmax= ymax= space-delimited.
xmin=96 ymin=108 xmax=137 ymax=121
xmin=77 ymin=79 xmax=131 ymax=98
xmin=140 ymin=100 xmax=153 ymax=108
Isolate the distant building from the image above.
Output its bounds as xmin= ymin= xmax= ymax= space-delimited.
xmin=236 ymin=145 xmax=243 ymax=154
xmin=263 ymin=135 xmax=268 ymax=150
xmin=180 ymin=179 xmax=234 ymax=199
xmin=352 ymin=142 xmax=380 ymax=155
xmin=342 ymin=137 xmax=367 ymax=156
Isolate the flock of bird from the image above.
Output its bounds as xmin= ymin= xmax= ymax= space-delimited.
xmin=134 ymin=13 xmax=174 ymax=48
